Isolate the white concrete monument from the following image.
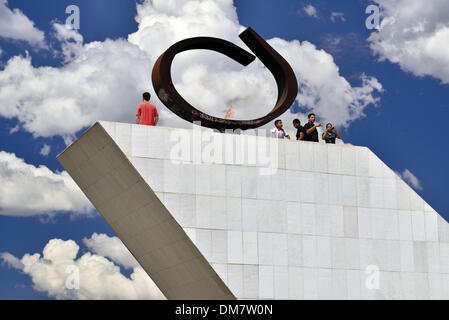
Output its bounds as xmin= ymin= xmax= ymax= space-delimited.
xmin=57 ymin=121 xmax=449 ymax=300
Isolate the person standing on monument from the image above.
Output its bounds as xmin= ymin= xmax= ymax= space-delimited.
xmin=303 ymin=113 xmax=321 ymax=142
xmin=270 ymin=119 xmax=290 ymax=139
xmin=136 ymin=92 xmax=159 ymax=126
xmin=322 ymin=123 xmax=341 ymax=144
xmin=293 ymin=118 xmax=305 ymax=141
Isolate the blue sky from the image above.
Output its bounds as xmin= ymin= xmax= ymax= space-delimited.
xmin=0 ymin=0 xmax=448 ymax=299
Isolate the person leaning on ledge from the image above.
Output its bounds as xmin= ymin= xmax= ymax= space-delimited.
xmin=303 ymin=113 xmax=320 ymax=142
xmin=136 ymin=92 xmax=159 ymax=126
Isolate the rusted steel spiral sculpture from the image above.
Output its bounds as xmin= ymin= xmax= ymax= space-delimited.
xmin=152 ymin=27 xmax=298 ymax=131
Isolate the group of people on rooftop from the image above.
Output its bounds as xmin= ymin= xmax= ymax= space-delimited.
xmin=269 ymin=113 xmax=341 ymax=144
xmin=136 ymin=92 xmax=341 ymax=143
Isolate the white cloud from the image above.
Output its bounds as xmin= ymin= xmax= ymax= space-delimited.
xmin=0 ymin=151 xmax=94 ymax=217
xmin=0 ymin=0 xmax=382 ymax=139
xmin=0 ymin=33 xmax=152 ymax=138
xmin=0 ymin=252 xmax=24 ymax=269
xmin=51 ymin=23 xmax=84 ymax=63
xmin=330 ymin=12 xmax=346 ymax=23
xmin=0 ymin=0 xmax=45 ymax=47
xmin=270 ymin=38 xmax=383 ymax=129
xmin=82 ymin=233 xmax=139 ymax=269
xmin=0 ymin=235 xmax=165 ymax=300
xmin=368 ymin=0 xmax=449 ymax=84
xmin=53 ymin=23 xmax=83 ymax=44
xmin=303 ymin=4 xmax=318 ymax=18
xmin=399 ymin=168 xmax=423 ymax=191
xmin=39 ymin=144 xmax=51 ymax=157
xmin=9 ymin=124 xmax=19 ymax=134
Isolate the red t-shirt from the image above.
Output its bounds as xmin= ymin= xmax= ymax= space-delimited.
xmin=136 ymin=102 xmax=158 ymax=126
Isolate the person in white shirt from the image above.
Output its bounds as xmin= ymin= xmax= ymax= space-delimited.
xmin=270 ymin=120 xmax=290 ymax=139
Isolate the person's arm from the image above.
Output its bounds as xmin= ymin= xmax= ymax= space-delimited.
xmin=334 ymin=127 xmax=341 ymax=139
xmin=322 ymin=128 xmax=328 ymax=140
xmin=298 ymin=130 xmax=304 ymax=140
xmin=225 ymin=108 xmax=232 ymax=120
xmin=153 ymin=108 xmax=159 ymax=126
xmin=286 ymin=134 xmax=291 ymax=140
xmin=306 ymin=123 xmax=321 ymax=134
xmin=136 ymin=106 xmax=141 ymax=124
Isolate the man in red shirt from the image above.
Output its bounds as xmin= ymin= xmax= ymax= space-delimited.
xmin=136 ymin=92 xmax=159 ymax=126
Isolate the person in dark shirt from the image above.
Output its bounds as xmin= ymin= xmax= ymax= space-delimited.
xmin=303 ymin=113 xmax=321 ymax=142
xmin=322 ymin=123 xmax=341 ymax=144
xmin=292 ymin=119 xmax=305 ymax=140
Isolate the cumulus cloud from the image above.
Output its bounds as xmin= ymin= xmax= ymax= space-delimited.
xmin=303 ymin=4 xmax=318 ymax=18
xmin=0 ymin=0 xmax=45 ymax=47
xmin=0 ymin=235 xmax=165 ymax=300
xmin=330 ymin=12 xmax=346 ymax=23
xmin=270 ymin=38 xmax=383 ymax=128
xmin=399 ymin=168 xmax=423 ymax=191
xmin=0 ymin=252 xmax=24 ymax=269
xmin=0 ymin=151 xmax=94 ymax=217
xmin=368 ymin=0 xmax=449 ymax=84
xmin=39 ymin=144 xmax=51 ymax=157
xmin=0 ymin=0 xmax=382 ymax=140
xmin=82 ymin=233 xmax=139 ymax=269
xmin=0 ymin=31 xmax=152 ymax=138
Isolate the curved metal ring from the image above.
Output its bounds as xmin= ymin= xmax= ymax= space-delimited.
xmin=152 ymin=27 xmax=298 ymax=130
